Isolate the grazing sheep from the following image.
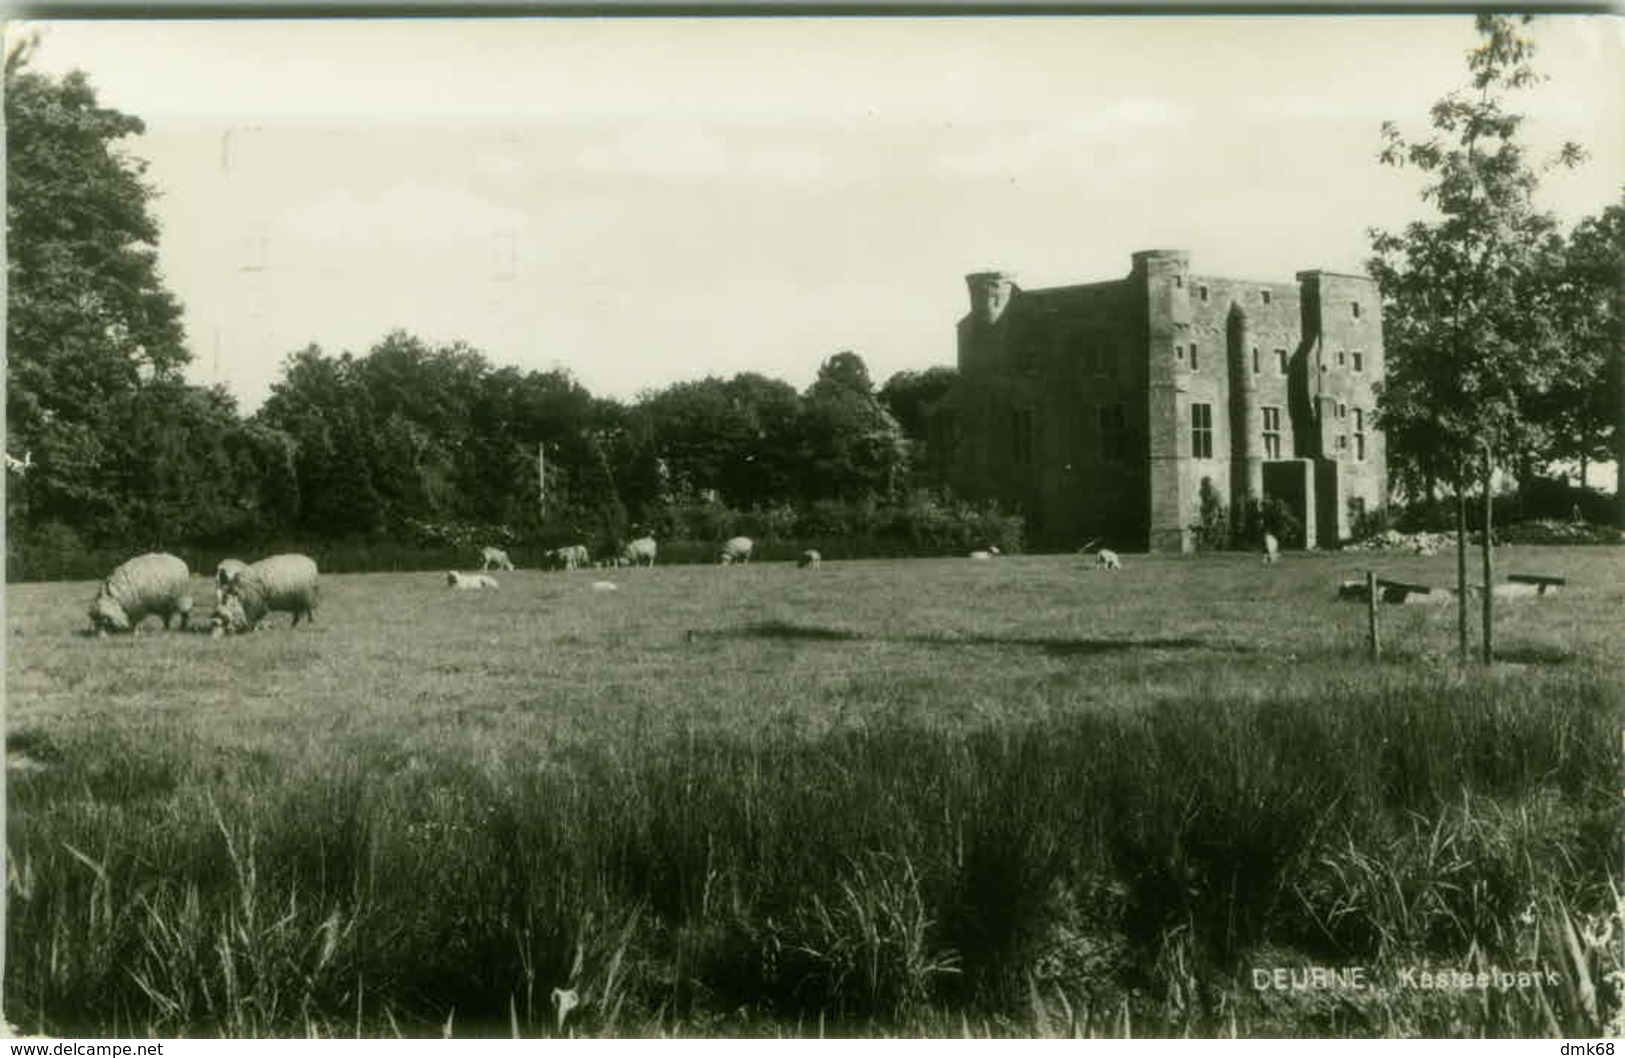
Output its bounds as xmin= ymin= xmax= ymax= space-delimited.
xmin=719 ymin=536 xmax=754 ymax=565
xmin=479 ymin=546 xmax=515 ymax=571
xmin=215 ymin=558 xmax=249 ymax=607
xmin=591 ymin=580 xmax=619 ymax=592
xmin=797 ymin=549 xmax=822 ymax=569
xmin=211 ymin=553 xmax=319 ymax=637
xmin=1096 ymin=549 xmax=1121 ymax=571
xmin=550 ymin=543 xmax=590 ymax=571
xmin=88 ymin=552 xmax=193 ymax=635
xmin=446 ymin=571 xmax=500 ymax=590
xmin=1263 ymin=533 xmax=1280 ymax=565
xmin=622 ymin=536 xmax=658 ymax=567
xmin=969 ymin=546 xmax=1001 ymax=561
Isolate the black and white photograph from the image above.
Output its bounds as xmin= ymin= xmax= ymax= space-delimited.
xmin=3 ymin=12 xmax=1622 ymax=1041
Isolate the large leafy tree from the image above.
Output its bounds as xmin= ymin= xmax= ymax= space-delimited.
xmin=6 ymin=40 xmax=194 ymax=539
xmin=1367 ymin=15 xmax=1586 ymax=503
xmin=1541 ymin=201 xmax=1623 ymax=505
xmin=798 ymin=351 xmax=908 ymax=503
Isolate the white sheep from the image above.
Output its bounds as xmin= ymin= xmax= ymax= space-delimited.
xmin=211 ymin=553 xmax=319 ymax=637
xmin=1263 ymin=533 xmax=1280 ymax=565
xmin=1096 ymin=549 xmax=1121 ymax=571
xmin=622 ymin=536 xmax=658 ymax=567
xmin=719 ymin=536 xmax=754 ymax=565
xmin=446 ymin=570 xmax=500 ymax=590
xmin=969 ymin=546 xmax=1001 ymax=561
xmin=479 ymin=546 xmax=515 ymax=571
xmin=215 ymin=558 xmax=249 ymax=608
xmin=797 ymin=549 xmax=822 ymax=569
xmin=591 ymin=580 xmax=619 ymax=592
xmin=88 ymin=552 xmax=194 ymax=635
xmin=551 ymin=543 xmax=589 ymax=571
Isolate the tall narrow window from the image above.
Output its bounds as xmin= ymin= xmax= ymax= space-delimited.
xmin=1199 ymin=284 xmax=1210 ymax=302
xmin=1262 ymin=407 xmax=1282 ymax=459
xmin=1351 ymin=301 xmax=1362 ymax=319
xmin=1337 ymin=350 xmax=1347 ymax=368
xmin=1354 ymin=409 xmax=1366 ymax=461
xmin=1252 ymin=347 xmax=1260 ymax=374
xmin=1352 ymin=351 xmax=1364 ymax=372
xmin=1189 ymin=343 xmax=1200 ymax=371
xmin=1261 ymin=290 xmax=1272 ymax=305
xmin=1276 ymin=349 xmax=1288 ymax=374
xmin=1099 ymin=404 xmax=1128 ymax=462
xmin=1012 ymin=407 xmax=1036 ymax=465
xmin=1191 ymin=403 xmax=1213 ymax=459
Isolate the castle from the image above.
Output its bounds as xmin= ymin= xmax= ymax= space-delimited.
xmin=936 ymin=249 xmax=1387 ymax=552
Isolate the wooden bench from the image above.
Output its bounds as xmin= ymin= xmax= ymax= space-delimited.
xmin=1506 ymin=573 xmax=1564 ymax=596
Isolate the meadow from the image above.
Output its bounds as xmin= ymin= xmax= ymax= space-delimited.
xmin=5 ymin=548 xmax=1622 ymax=1037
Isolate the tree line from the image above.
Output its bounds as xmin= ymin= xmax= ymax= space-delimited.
xmin=5 ymin=19 xmax=1621 ymax=577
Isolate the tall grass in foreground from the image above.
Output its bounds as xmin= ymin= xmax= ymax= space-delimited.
xmin=7 ymin=668 xmax=1619 ymax=1037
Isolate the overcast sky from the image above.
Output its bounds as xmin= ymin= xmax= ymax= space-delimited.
xmin=12 ymin=16 xmax=1624 ymax=412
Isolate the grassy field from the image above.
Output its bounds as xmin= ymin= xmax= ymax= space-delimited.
xmin=5 ymin=548 xmax=1622 ymax=1037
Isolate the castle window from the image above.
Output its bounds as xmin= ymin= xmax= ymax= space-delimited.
xmin=1099 ymin=403 xmax=1128 ymax=462
xmin=1337 ymin=350 xmax=1346 ymax=368
xmin=1261 ymin=290 xmax=1272 ymax=305
xmin=1174 ymin=275 xmax=1184 ymax=289
xmin=1351 ymin=301 xmax=1362 ymax=319
xmin=1176 ymin=344 xmax=1185 ymax=363
xmin=1338 ymin=402 xmax=1347 ymax=419
xmin=1336 ymin=434 xmax=1349 ymax=454
xmin=1012 ymin=407 xmax=1037 ymax=465
xmin=1352 ymin=351 xmax=1364 ymax=372
xmin=1190 ymin=343 xmax=1200 ymax=371
xmin=1276 ymin=348 xmax=1288 ymax=374
xmin=1191 ymin=403 xmax=1214 ymax=459
xmin=1199 ymin=284 xmax=1210 ymax=302
xmin=1262 ymin=406 xmax=1282 ymax=459
xmin=1252 ymin=347 xmax=1260 ymax=374
xmin=1354 ymin=409 xmax=1366 ymax=461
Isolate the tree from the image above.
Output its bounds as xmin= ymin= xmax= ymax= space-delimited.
xmin=1541 ymin=201 xmax=1623 ymax=505
xmin=798 ymin=352 xmax=908 ymax=504
xmin=6 ymin=41 xmax=191 ymax=540
xmin=878 ymin=367 xmax=957 ymax=443
xmin=1369 ymin=15 xmax=1586 ymax=502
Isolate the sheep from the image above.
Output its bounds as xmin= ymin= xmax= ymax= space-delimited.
xmin=969 ymin=547 xmax=1001 ymax=561
xmin=211 ymin=553 xmax=319 ymax=637
xmin=797 ymin=549 xmax=822 ymax=569
xmin=88 ymin=552 xmax=194 ymax=635
xmin=622 ymin=536 xmax=658 ymax=567
xmin=215 ymin=558 xmax=249 ymax=608
xmin=591 ymin=581 xmax=619 ymax=593
xmin=446 ymin=570 xmax=500 ymax=590
xmin=550 ymin=543 xmax=590 ymax=571
xmin=719 ymin=536 xmax=754 ymax=565
xmin=1263 ymin=533 xmax=1280 ymax=565
xmin=479 ymin=546 xmax=515 ymax=572
xmin=1096 ymin=549 xmax=1121 ymax=571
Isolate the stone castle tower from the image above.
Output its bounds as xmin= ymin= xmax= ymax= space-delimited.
xmin=939 ymin=249 xmax=1387 ymax=552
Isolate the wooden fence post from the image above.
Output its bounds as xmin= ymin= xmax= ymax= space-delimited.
xmin=1367 ymin=570 xmax=1380 ymax=661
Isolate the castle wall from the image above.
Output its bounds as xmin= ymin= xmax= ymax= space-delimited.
xmin=951 ymin=252 xmax=1387 ymax=552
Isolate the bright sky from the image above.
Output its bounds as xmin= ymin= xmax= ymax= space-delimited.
xmin=12 ymin=16 xmax=1625 ymax=413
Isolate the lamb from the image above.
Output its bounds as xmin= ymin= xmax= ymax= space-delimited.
xmin=797 ymin=549 xmax=822 ymax=569
xmin=215 ymin=558 xmax=249 ymax=607
xmin=446 ymin=570 xmax=500 ymax=590
xmin=88 ymin=552 xmax=194 ymax=635
xmin=480 ymin=546 xmax=515 ymax=571
xmin=1096 ymin=549 xmax=1121 ymax=571
xmin=622 ymin=536 xmax=658 ymax=567
xmin=969 ymin=547 xmax=1002 ymax=561
xmin=1263 ymin=533 xmax=1280 ymax=565
xmin=211 ymin=553 xmax=319 ymax=637
xmin=719 ymin=536 xmax=754 ymax=565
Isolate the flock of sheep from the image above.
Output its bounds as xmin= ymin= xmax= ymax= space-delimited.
xmin=84 ymin=531 xmax=1284 ymax=636
xmin=86 ymin=551 xmax=319 ymax=638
